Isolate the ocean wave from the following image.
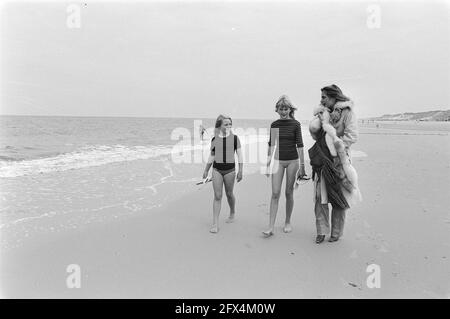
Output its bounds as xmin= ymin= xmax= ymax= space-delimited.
xmin=0 ymin=144 xmax=175 ymax=178
xmin=0 ymin=135 xmax=270 ymax=178
xmin=0 ymin=155 xmax=17 ymax=161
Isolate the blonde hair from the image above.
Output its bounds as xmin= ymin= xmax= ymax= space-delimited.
xmin=275 ymin=95 xmax=297 ymax=119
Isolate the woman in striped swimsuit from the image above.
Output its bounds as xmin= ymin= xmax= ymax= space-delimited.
xmin=203 ymin=115 xmax=243 ymax=233
xmin=263 ymin=96 xmax=307 ymax=237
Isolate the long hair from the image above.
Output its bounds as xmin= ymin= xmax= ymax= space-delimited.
xmin=275 ymin=95 xmax=297 ymax=119
xmin=214 ymin=114 xmax=232 ymax=137
xmin=321 ymin=84 xmax=350 ymax=102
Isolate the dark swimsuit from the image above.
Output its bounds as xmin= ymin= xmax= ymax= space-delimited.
xmin=215 ymin=167 xmax=235 ymax=176
xmin=211 ymin=134 xmax=240 ymax=176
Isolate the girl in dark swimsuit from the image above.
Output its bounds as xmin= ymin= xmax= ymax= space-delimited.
xmin=203 ymin=115 xmax=243 ymax=233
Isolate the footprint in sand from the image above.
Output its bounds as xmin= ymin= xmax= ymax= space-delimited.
xmin=371 ymin=233 xmax=390 ymax=253
xmin=340 ymin=277 xmax=362 ymax=291
xmin=359 ymin=229 xmax=390 ymax=253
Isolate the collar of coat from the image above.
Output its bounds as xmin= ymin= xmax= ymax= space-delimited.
xmin=313 ymin=100 xmax=354 ymax=116
xmin=333 ymin=100 xmax=354 ymax=111
xmin=329 ymin=100 xmax=354 ymax=123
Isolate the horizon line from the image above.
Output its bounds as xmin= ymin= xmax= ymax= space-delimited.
xmin=0 ymin=114 xmax=276 ymax=121
xmin=1 ymin=108 xmax=448 ymax=120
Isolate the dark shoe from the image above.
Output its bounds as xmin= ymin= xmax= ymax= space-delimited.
xmin=328 ymin=236 xmax=339 ymax=242
xmin=315 ymin=235 xmax=325 ymax=244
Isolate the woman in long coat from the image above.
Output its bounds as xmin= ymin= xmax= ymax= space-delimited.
xmin=310 ymin=85 xmax=359 ymax=244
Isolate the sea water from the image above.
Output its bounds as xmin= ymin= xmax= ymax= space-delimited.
xmin=0 ymin=115 xmax=281 ymax=249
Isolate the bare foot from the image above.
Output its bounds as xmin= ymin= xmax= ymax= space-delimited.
xmin=210 ymin=225 xmax=219 ymax=233
xmin=262 ymin=229 xmax=274 ymax=237
xmin=283 ymin=223 xmax=292 ymax=233
xmin=225 ymin=215 xmax=235 ymax=223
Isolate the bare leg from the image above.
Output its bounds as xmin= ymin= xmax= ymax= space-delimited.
xmin=263 ymin=161 xmax=285 ymax=236
xmin=223 ymin=170 xmax=236 ymax=223
xmin=283 ymin=160 xmax=299 ymax=233
xmin=211 ymin=169 xmax=223 ymax=233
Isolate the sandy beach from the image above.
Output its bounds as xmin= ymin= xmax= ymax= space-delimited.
xmin=1 ymin=122 xmax=449 ymax=298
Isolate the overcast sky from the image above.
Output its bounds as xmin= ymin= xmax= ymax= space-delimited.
xmin=1 ymin=0 xmax=449 ymax=119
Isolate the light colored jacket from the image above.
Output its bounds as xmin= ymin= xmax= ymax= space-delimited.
xmin=329 ymin=100 xmax=358 ymax=151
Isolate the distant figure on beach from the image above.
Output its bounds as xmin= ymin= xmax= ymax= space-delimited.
xmin=203 ymin=115 xmax=243 ymax=233
xmin=199 ymin=125 xmax=207 ymax=140
xmin=308 ymin=84 xmax=359 ymax=244
xmin=263 ymin=95 xmax=306 ymax=237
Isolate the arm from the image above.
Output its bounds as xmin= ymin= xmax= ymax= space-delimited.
xmin=266 ymin=125 xmax=276 ymax=176
xmin=312 ymin=106 xmax=325 ymax=140
xmin=236 ymin=148 xmax=244 ymax=182
xmin=341 ymin=110 xmax=359 ymax=148
xmin=203 ymin=137 xmax=215 ymax=179
xmin=295 ymin=121 xmax=306 ymax=176
xmin=267 ymin=124 xmax=276 ymax=164
xmin=203 ymin=153 xmax=214 ymax=179
xmin=267 ymin=144 xmax=275 ymax=165
xmin=265 ymin=144 xmax=275 ymax=178
xmin=297 ymin=147 xmax=306 ymax=176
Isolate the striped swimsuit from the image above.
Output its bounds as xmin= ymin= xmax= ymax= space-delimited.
xmin=268 ymin=119 xmax=304 ymax=160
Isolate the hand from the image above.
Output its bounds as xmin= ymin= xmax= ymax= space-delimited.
xmin=322 ymin=110 xmax=331 ymax=123
xmin=237 ymin=171 xmax=243 ymax=182
xmin=202 ymin=170 xmax=208 ymax=180
xmin=265 ymin=162 xmax=271 ymax=177
xmin=297 ymin=166 xmax=306 ymax=179
xmin=317 ymin=112 xmax=324 ymax=121
xmin=313 ymin=105 xmax=326 ymax=116
xmin=299 ymin=166 xmax=306 ymax=177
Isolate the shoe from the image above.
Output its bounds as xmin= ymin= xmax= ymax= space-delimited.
xmin=262 ymin=230 xmax=274 ymax=237
xmin=328 ymin=236 xmax=339 ymax=242
xmin=315 ymin=235 xmax=325 ymax=244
